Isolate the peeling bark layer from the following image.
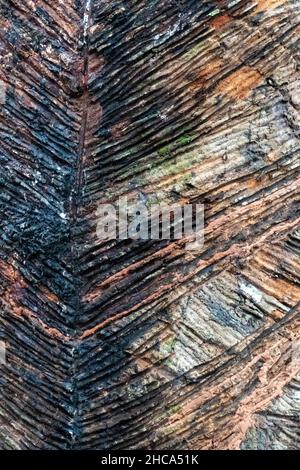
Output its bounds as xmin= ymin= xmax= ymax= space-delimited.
xmin=0 ymin=0 xmax=300 ymax=450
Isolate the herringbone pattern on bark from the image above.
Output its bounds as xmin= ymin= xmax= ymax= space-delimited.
xmin=0 ymin=0 xmax=299 ymax=449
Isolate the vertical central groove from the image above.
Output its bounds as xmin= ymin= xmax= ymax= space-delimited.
xmin=73 ymin=0 xmax=93 ymax=221
xmin=69 ymin=0 xmax=94 ymax=449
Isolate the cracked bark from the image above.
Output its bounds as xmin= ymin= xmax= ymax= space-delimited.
xmin=0 ymin=0 xmax=300 ymax=450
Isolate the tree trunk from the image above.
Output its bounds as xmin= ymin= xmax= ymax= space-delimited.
xmin=0 ymin=0 xmax=299 ymax=450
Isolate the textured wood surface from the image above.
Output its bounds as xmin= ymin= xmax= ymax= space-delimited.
xmin=0 ymin=0 xmax=300 ymax=449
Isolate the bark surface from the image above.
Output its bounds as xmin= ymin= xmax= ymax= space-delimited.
xmin=0 ymin=0 xmax=300 ymax=450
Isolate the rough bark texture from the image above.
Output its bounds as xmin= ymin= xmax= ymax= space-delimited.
xmin=0 ymin=0 xmax=300 ymax=450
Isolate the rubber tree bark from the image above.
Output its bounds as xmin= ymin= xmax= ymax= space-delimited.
xmin=0 ymin=0 xmax=300 ymax=450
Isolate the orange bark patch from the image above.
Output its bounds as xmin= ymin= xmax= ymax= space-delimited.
xmin=17 ymin=87 xmax=38 ymax=110
xmin=217 ymin=66 xmax=262 ymax=100
xmin=111 ymin=120 xmax=130 ymax=139
xmin=89 ymin=52 xmax=105 ymax=78
xmin=211 ymin=14 xmax=232 ymax=30
xmin=266 ymin=150 xmax=279 ymax=163
xmin=214 ymin=0 xmax=229 ymax=5
xmin=87 ymin=101 xmax=103 ymax=136
xmin=255 ymin=0 xmax=286 ymax=13
xmin=0 ymin=259 xmax=27 ymax=291
xmin=0 ymin=260 xmax=28 ymax=317
xmin=39 ymin=286 xmax=60 ymax=303
xmin=188 ymin=59 xmax=223 ymax=92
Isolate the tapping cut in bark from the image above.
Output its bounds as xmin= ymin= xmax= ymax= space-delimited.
xmin=0 ymin=0 xmax=300 ymax=450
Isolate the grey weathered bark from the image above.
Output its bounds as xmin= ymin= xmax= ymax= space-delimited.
xmin=0 ymin=0 xmax=300 ymax=450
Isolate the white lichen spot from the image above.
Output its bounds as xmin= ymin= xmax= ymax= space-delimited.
xmin=208 ymin=8 xmax=220 ymax=17
xmin=0 ymin=341 xmax=6 ymax=365
xmin=240 ymin=282 xmax=263 ymax=304
xmin=153 ymin=19 xmax=181 ymax=46
xmin=228 ymin=0 xmax=242 ymax=7
xmin=290 ymin=89 xmax=300 ymax=109
xmin=0 ymin=79 xmax=7 ymax=105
